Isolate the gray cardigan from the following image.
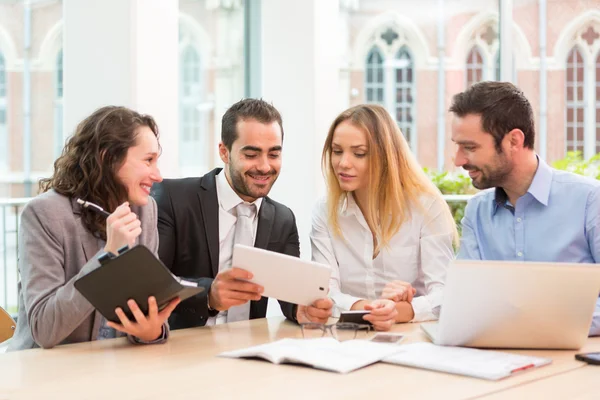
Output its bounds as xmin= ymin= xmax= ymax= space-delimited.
xmin=8 ymin=190 xmax=163 ymax=350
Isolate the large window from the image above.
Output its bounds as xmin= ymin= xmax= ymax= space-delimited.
xmin=178 ymin=1 xmax=245 ymax=176
xmin=566 ymin=47 xmax=587 ymax=154
xmin=179 ymin=44 xmax=206 ymax=175
xmin=466 ymin=46 xmax=484 ymax=87
xmin=365 ymin=46 xmax=385 ymax=105
xmin=0 ymin=52 xmax=6 ymax=172
xmin=563 ymin=23 xmax=600 ymax=158
xmin=363 ymin=33 xmax=416 ymax=150
xmin=394 ymin=46 xmax=415 ymax=147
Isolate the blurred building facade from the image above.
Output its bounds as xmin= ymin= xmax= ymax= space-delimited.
xmin=0 ymin=0 xmax=599 ymax=197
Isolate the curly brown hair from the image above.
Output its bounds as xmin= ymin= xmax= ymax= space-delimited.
xmin=40 ymin=106 xmax=160 ymax=239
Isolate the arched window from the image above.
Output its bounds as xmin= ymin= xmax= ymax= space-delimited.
xmin=179 ymin=45 xmax=205 ymax=174
xmin=394 ymin=46 xmax=415 ymax=148
xmin=566 ymin=47 xmax=585 ymax=154
xmin=465 ymin=46 xmax=484 ymax=88
xmin=0 ymin=52 xmax=7 ymax=172
xmin=54 ymin=49 xmax=63 ymax=158
xmin=365 ymin=46 xmax=384 ymax=105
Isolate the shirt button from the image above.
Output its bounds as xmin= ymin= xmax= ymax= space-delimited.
xmin=517 ymin=251 xmax=523 ymax=257
xmin=516 ymin=217 xmax=522 ymax=222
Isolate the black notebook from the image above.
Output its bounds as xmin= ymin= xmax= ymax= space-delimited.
xmin=74 ymin=245 xmax=204 ymax=323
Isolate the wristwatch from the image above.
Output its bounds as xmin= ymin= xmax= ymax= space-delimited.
xmin=207 ymin=294 xmax=216 ymax=312
xmin=207 ymin=290 xmax=219 ymax=316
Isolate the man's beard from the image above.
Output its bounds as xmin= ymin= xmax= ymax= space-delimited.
xmin=464 ymin=156 xmax=512 ymax=190
xmin=228 ymin=162 xmax=277 ymax=199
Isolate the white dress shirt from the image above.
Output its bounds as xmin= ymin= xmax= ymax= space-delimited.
xmin=206 ymin=170 xmax=262 ymax=326
xmin=310 ymin=193 xmax=454 ymax=322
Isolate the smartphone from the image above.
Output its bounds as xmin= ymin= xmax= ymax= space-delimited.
xmin=338 ymin=310 xmax=372 ymax=325
xmin=575 ymin=352 xmax=600 ymax=365
xmin=370 ymin=333 xmax=405 ymax=344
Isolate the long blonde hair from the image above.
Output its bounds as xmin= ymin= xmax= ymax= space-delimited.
xmin=322 ymin=104 xmax=458 ymax=253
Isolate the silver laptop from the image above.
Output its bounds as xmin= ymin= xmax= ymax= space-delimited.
xmin=421 ymin=260 xmax=600 ymax=349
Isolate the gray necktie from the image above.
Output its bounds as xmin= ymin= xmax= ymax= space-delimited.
xmin=226 ymin=202 xmax=257 ymax=323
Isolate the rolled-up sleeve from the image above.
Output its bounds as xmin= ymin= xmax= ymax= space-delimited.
xmin=411 ymin=196 xmax=455 ymax=322
xmin=310 ymin=200 xmax=362 ymax=311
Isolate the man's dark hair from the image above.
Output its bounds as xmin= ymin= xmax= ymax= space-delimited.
xmin=449 ymin=81 xmax=535 ymax=152
xmin=221 ymin=98 xmax=284 ymax=149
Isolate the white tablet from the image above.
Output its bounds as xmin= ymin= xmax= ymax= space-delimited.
xmin=231 ymin=244 xmax=331 ymax=306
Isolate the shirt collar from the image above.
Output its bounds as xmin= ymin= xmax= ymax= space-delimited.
xmin=216 ymin=169 xmax=263 ymax=215
xmin=527 ymin=156 xmax=552 ymax=206
xmin=491 ymin=155 xmax=552 ymax=216
xmin=341 ymin=192 xmax=360 ymax=217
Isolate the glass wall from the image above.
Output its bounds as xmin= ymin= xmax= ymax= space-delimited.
xmin=349 ymin=0 xmax=600 ymax=168
xmin=0 ymin=0 xmax=246 ymax=197
xmin=178 ymin=0 xmax=245 ymax=177
xmin=349 ymin=0 xmax=501 ymax=167
xmin=0 ymin=0 xmax=62 ymax=197
xmin=1 ymin=0 xmax=600 ymax=195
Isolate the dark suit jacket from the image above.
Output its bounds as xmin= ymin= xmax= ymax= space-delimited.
xmin=152 ymin=168 xmax=299 ymax=330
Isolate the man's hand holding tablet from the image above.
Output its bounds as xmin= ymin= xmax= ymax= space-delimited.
xmin=227 ymin=245 xmax=333 ymax=323
xmin=208 ymin=268 xmax=264 ymax=311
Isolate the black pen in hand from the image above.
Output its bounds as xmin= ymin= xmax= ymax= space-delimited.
xmin=76 ymin=198 xmax=111 ymax=218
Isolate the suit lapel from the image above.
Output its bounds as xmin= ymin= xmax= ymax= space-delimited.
xmin=80 ymin=227 xmax=102 ymax=262
xmin=255 ymin=199 xmax=274 ymax=250
xmin=70 ymin=197 xmax=105 ymax=339
xmin=199 ymin=169 xmax=221 ymax=277
xmin=70 ymin=198 xmax=103 ymax=262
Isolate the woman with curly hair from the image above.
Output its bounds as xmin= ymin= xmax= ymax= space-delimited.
xmin=8 ymin=106 xmax=179 ymax=350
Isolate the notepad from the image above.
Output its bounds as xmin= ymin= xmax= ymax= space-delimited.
xmin=74 ymin=245 xmax=204 ymax=323
xmin=219 ymin=338 xmax=402 ymax=374
xmin=383 ymin=342 xmax=552 ymax=380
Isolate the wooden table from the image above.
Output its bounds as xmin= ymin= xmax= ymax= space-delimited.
xmin=0 ymin=317 xmax=598 ymax=400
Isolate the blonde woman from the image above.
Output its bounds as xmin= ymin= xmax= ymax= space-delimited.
xmin=311 ymin=104 xmax=457 ymax=331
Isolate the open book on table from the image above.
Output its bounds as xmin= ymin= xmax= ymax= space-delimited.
xmin=383 ymin=342 xmax=552 ymax=380
xmin=218 ymin=337 xmax=402 ymax=374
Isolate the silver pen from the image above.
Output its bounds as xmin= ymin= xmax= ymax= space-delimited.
xmin=76 ymin=198 xmax=111 ymax=218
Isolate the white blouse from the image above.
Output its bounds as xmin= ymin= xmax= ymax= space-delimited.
xmin=310 ymin=194 xmax=455 ymax=322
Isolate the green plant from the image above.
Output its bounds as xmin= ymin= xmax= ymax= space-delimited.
xmin=425 ymin=152 xmax=600 ymax=237
xmin=552 ymin=151 xmax=600 ymax=179
xmin=424 ymin=168 xmax=477 ymax=234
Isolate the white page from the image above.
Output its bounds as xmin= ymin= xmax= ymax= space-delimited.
xmin=383 ymin=342 xmax=552 ymax=380
xmin=219 ymin=338 xmax=402 ymax=374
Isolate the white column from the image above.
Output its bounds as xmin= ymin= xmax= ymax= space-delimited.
xmin=261 ymin=0 xmax=342 ymax=259
xmin=538 ymin=0 xmax=548 ymax=160
xmin=584 ymin=59 xmax=595 ymax=159
xmin=209 ymin=2 xmax=244 ymax=167
xmin=499 ymin=0 xmax=514 ymax=83
xmin=436 ymin=0 xmax=446 ymax=171
xmin=63 ymin=0 xmax=179 ymax=177
xmin=338 ymin=1 xmax=358 ymax=110
xmin=384 ymin=60 xmax=395 ymax=118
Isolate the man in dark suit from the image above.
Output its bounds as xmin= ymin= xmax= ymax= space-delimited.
xmin=152 ymin=99 xmax=333 ymax=330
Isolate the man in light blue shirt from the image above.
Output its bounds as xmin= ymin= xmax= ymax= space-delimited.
xmin=450 ymin=81 xmax=600 ymax=336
